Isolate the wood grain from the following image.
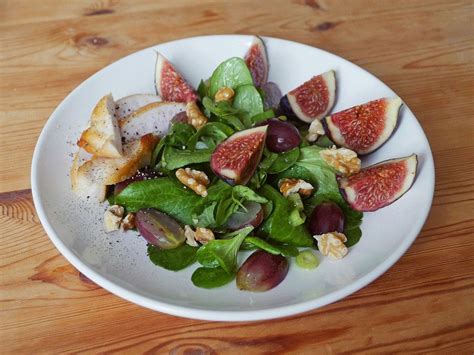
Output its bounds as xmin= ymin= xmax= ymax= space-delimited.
xmin=1 ymin=0 xmax=473 ymax=353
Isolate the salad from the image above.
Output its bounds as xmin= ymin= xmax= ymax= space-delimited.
xmin=71 ymin=36 xmax=418 ymax=291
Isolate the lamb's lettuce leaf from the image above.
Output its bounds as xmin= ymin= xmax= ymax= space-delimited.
xmin=258 ymin=184 xmax=313 ymax=247
xmin=115 ymin=178 xmax=201 ymax=225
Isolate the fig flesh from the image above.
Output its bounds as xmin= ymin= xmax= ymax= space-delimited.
xmin=210 ymin=125 xmax=267 ymax=185
xmin=154 ymin=53 xmax=198 ymax=103
xmin=338 ymin=154 xmax=418 ymax=212
xmin=280 ymin=70 xmax=336 ymax=123
xmin=244 ymin=36 xmax=268 ymax=88
xmin=237 ymin=250 xmax=289 ymax=292
xmin=323 ymin=97 xmax=402 ymax=155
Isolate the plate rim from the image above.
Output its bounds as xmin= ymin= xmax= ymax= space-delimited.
xmin=31 ymin=34 xmax=435 ymax=322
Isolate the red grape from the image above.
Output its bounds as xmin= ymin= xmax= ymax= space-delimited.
xmin=135 ymin=208 xmax=184 ymax=249
xmin=265 ymin=119 xmax=301 ymax=153
xmin=236 ymin=250 xmax=289 ymax=292
xmin=309 ymin=202 xmax=345 ymax=235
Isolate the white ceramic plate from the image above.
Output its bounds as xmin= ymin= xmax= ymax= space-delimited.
xmin=31 ymin=35 xmax=435 ymax=321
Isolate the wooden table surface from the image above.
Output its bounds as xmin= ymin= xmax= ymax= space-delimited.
xmin=1 ymin=0 xmax=473 ymax=353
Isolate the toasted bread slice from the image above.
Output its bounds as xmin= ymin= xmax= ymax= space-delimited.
xmin=76 ymin=134 xmax=159 ymax=187
xmin=115 ymin=94 xmax=162 ymax=120
xmin=119 ymin=101 xmax=186 ymax=143
xmin=78 ymin=94 xmax=123 ymax=158
xmin=70 ymin=149 xmax=107 ymax=202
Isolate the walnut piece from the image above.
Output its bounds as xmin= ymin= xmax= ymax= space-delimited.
xmin=184 ymin=225 xmax=199 ymax=247
xmin=195 ymin=227 xmax=215 ymax=245
xmin=104 ymin=205 xmax=124 ymax=232
xmin=279 ymin=178 xmax=314 ymax=197
xmin=320 ymin=147 xmax=361 ymax=175
xmin=120 ymin=213 xmax=136 ymax=231
xmin=186 ymin=101 xmax=208 ymax=129
xmin=175 ymin=168 xmax=209 ymax=197
xmin=214 ymin=87 xmax=235 ymax=102
xmin=184 ymin=225 xmax=214 ymax=246
xmin=314 ymin=232 xmax=348 ymax=260
xmin=306 ymin=119 xmax=325 ymax=142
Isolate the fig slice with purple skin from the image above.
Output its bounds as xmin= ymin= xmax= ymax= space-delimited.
xmin=323 ymin=97 xmax=402 ymax=155
xmin=244 ymin=36 xmax=268 ymax=88
xmin=211 ymin=125 xmax=268 ymax=185
xmin=279 ymin=70 xmax=336 ymax=123
xmin=154 ymin=53 xmax=198 ymax=103
xmin=338 ymin=154 xmax=418 ymax=212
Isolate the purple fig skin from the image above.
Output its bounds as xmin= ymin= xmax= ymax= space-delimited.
xmin=309 ymin=202 xmax=345 ymax=236
xmin=135 ymin=208 xmax=184 ymax=249
xmin=265 ymin=119 xmax=301 ymax=153
xmin=278 ymin=95 xmax=296 ymax=119
xmin=225 ymin=201 xmax=264 ymax=231
xmin=237 ymin=250 xmax=289 ymax=292
xmin=262 ymin=82 xmax=282 ymax=110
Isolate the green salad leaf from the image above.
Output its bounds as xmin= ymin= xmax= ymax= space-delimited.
xmin=232 ymin=84 xmax=264 ymax=124
xmin=209 ymin=57 xmax=254 ymax=97
xmin=196 ymin=226 xmax=254 ymax=274
xmin=147 ymin=244 xmax=198 ymax=271
xmin=161 ymin=147 xmax=212 ymax=170
xmin=192 ymin=181 xmax=268 ymax=228
xmin=242 ymin=237 xmax=299 ymax=257
xmin=151 ymin=123 xmax=196 ymax=166
xmin=187 ymin=122 xmax=234 ymax=151
xmin=250 ymin=109 xmax=275 ymax=126
xmin=267 ymin=147 xmax=300 ymax=174
xmin=197 ymin=79 xmax=210 ymax=100
xmin=277 ymin=145 xmax=363 ymax=246
xmin=258 ymin=184 xmax=313 ymax=247
xmin=191 ymin=266 xmax=235 ymax=289
xmin=115 ymin=178 xmax=201 ymax=225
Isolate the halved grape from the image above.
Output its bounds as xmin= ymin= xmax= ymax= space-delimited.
xmin=225 ymin=201 xmax=264 ymax=231
xmin=296 ymin=250 xmax=319 ymax=269
xmin=114 ymin=168 xmax=160 ymax=195
xmin=265 ymin=119 xmax=301 ymax=153
xmin=309 ymin=202 xmax=345 ymax=235
xmin=236 ymin=250 xmax=289 ymax=292
xmin=135 ymin=208 xmax=184 ymax=249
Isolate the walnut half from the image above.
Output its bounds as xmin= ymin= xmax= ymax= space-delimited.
xmin=186 ymin=101 xmax=208 ymax=129
xmin=306 ymin=119 xmax=325 ymax=142
xmin=175 ymin=168 xmax=210 ymax=197
xmin=320 ymin=147 xmax=361 ymax=175
xmin=314 ymin=232 xmax=348 ymax=260
xmin=279 ymin=178 xmax=314 ymax=197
